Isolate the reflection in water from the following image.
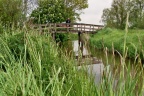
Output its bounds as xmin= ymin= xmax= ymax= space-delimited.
xmin=73 ymin=40 xmax=89 ymax=56
xmin=72 ymin=40 xmax=143 ymax=93
xmin=90 ymin=46 xmax=134 ymax=66
xmin=72 ymin=40 xmax=135 ymax=84
xmin=77 ymin=63 xmax=104 ymax=84
xmin=73 ymin=40 xmax=104 ymax=83
xmin=87 ymin=64 xmax=104 ymax=84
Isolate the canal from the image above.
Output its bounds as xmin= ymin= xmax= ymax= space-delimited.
xmin=72 ymin=40 xmax=140 ymax=84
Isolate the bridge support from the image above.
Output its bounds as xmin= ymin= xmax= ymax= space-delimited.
xmin=78 ymin=31 xmax=84 ymax=57
xmin=52 ymin=31 xmax=56 ymax=40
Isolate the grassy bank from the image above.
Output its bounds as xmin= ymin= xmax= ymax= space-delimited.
xmin=0 ymin=29 xmax=97 ymax=95
xmin=0 ymin=28 xmax=144 ymax=95
xmin=90 ymin=28 xmax=144 ymax=59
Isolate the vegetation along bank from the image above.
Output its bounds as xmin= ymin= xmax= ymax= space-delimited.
xmin=90 ymin=28 xmax=144 ymax=60
xmin=0 ymin=29 xmax=98 ymax=95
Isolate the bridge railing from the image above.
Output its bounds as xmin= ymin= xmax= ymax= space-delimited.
xmin=31 ymin=23 xmax=104 ymax=33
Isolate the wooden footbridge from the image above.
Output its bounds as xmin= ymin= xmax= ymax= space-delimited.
xmin=32 ymin=23 xmax=104 ymax=62
xmin=32 ymin=23 xmax=104 ymax=33
xmin=31 ymin=23 xmax=104 ymax=45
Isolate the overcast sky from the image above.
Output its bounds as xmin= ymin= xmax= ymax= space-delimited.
xmin=79 ymin=0 xmax=113 ymax=25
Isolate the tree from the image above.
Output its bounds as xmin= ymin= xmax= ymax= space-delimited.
xmin=63 ymin=0 xmax=88 ymax=20
xmin=101 ymin=0 xmax=144 ymax=29
xmin=31 ymin=0 xmax=67 ymax=23
xmin=0 ymin=0 xmax=24 ymax=27
xmin=102 ymin=0 xmax=133 ymax=29
xmin=131 ymin=0 xmax=144 ymax=28
xmin=30 ymin=0 xmax=88 ymax=24
xmin=102 ymin=9 xmax=115 ymax=28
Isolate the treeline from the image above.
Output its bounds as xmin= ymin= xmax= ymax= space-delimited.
xmin=102 ymin=0 xmax=144 ymax=29
xmin=0 ymin=0 xmax=88 ymax=28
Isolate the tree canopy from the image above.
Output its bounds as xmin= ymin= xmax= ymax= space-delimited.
xmin=30 ymin=0 xmax=88 ymax=24
xmin=102 ymin=0 xmax=144 ymax=29
xmin=0 ymin=0 xmax=24 ymax=27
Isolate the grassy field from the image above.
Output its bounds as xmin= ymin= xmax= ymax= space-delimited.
xmin=90 ymin=28 xmax=144 ymax=59
xmin=0 ymin=28 xmax=144 ymax=95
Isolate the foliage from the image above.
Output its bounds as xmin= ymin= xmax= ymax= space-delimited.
xmin=31 ymin=0 xmax=67 ymax=23
xmin=0 ymin=28 xmax=144 ymax=95
xmin=0 ymin=23 xmax=4 ymax=34
xmin=0 ymin=0 xmax=25 ymax=27
xmin=62 ymin=0 xmax=88 ymax=20
xmin=102 ymin=0 xmax=144 ymax=29
xmin=55 ymin=33 xmax=69 ymax=43
xmin=31 ymin=0 xmax=88 ymax=24
xmin=55 ymin=33 xmax=78 ymax=43
xmin=6 ymin=32 xmax=25 ymax=59
xmin=0 ymin=30 xmax=97 ymax=95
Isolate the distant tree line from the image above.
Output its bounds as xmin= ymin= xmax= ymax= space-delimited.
xmin=0 ymin=0 xmax=88 ymax=28
xmin=102 ymin=0 xmax=144 ymax=29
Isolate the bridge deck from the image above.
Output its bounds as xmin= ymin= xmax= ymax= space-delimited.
xmin=32 ymin=23 xmax=104 ymax=33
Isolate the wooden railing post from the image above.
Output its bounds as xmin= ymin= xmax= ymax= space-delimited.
xmin=48 ymin=24 xmax=51 ymax=33
xmin=54 ymin=23 xmax=56 ymax=32
xmin=52 ymin=31 xmax=56 ymax=40
xmin=78 ymin=31 xmax=81 ymax=46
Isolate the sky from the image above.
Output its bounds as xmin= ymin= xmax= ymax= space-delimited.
xmin=79 ymin=0 xmax=113 ymax=25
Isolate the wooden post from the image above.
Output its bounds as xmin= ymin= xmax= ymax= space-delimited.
xmin=52 ymin=31 xmax=56 ymax=40
xmin=78 ymin=31 xmax=84 ymax=57
xmin=78 ymin=31 xmax=81 ymax=65
xmin=48 ymin=24 xmax=50 ymax=34
xmin=54 ymin=23 xmax=56 ymax=32
xmin=78 ymin=31 xmax=81 ymax=46
xmin=81 ymin=38 xmax=83 ymax=57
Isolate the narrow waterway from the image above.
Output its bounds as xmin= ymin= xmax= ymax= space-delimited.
xmin=72 ymin=40 xmax=135 ymax=84
xmin=73 ymin=40 xmax=104 ymax=84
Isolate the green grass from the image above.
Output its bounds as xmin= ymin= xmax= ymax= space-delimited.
xmin=0 ymin=29 xmax=97 ymax=95
xmin=0 ymin=28 xmax=144 ymax=95
xmin=90 ymin=28 xmax=144 ymax=59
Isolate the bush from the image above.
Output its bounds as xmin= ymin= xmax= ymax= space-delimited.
xmin=55 ymin=33 xmax=68 ymax=42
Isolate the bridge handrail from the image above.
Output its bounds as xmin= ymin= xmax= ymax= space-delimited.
xmin=32 ymin=23 xmax=104 ymax=27
xmin=31 ymin=23 xmax=104 ymax=33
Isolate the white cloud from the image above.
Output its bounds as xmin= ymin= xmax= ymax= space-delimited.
xmin=79 ymin=0 xmax=113 ymax=25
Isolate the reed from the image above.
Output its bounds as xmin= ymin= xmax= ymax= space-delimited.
xmin=89 ymin=12 xmax=144 ymax=95
xmin=0 ymin=28 xmax=97 ymax=95
xmin=0 ymin=26 xmax=144 ymax=95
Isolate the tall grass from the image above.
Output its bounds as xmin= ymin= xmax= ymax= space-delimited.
xmin=0 ymin=27 xmax=144 ymax=95
xmin=90 ymin=28 xmax=144 ymax=59
xmin=0 ymin=29 xmax=98 ymax=95
xmin=89 ymin=12 xmax=144 ymax=96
